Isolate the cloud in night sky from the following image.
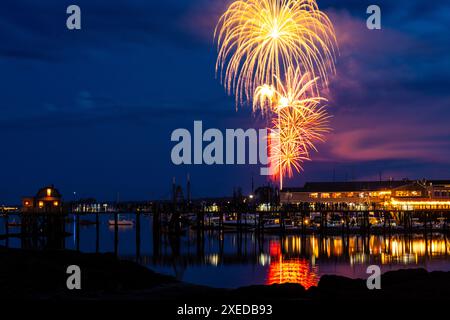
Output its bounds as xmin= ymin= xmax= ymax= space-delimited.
xmin=0 ymin=0 xmax=449 ymax=202
xmin=321 ymin=7 xmax=450 ymax=168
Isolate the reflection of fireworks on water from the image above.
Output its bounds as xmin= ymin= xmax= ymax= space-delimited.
xmin=267 ymin=240 xmax=319 ymax=289
xmin=215 ymin=0 xmax=337 ymax=105
xmin=254 ymin=68 xmax=330 ymax=189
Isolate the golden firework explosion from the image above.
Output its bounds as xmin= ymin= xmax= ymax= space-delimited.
xmin=215 ymin=0 xmax=337 ymax=105
xmin=255 ymin=68 xmax=330 ymax=188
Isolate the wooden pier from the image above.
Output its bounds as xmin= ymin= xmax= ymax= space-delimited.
xmin=1 ymin=201 xmax=449 ymax=255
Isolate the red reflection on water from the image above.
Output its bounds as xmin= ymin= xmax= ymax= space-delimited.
xmin=267 ymin=240 xmax=319 ymax=289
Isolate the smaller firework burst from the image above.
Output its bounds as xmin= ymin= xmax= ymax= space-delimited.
xmin=254 ymin=68 xmax=330 ymax=189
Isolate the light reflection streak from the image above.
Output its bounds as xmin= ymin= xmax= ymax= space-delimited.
xmin=266 ymin=240 xmax=319 ymax=288
xmin=269 ymin=235 xmax=450 ymax=266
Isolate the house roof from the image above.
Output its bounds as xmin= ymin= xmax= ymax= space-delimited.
xmin=36 ymin=185 xmax=62 ymax=199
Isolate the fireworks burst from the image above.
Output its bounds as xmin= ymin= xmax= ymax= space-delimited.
xmin=214 ymin=0 xmax=337 ymax=188
xmin=255 ymin=68 xmax=330 ymax=188
xmin=215 ymin=0 xmax=337 ymax=105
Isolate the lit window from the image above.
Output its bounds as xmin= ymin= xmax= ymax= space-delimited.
xmin=347 ymin=192 xmax=354 ymax=197
xmin=47 ymin=188 xmax=52 ymax=196
xmin=332 ymin=193 xmax=341 ymax=198
xmin=310 ymin=193 xmax=318 ymax=199
xmin=38 ymin=201 xmax=44 ymax=208
xmin=321 ymin=193 xmax=330 ymax=199
xmin=53 ymin=201 xmax=59 ymax=206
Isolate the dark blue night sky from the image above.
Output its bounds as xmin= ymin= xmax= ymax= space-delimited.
xmin=1 ymin=0 xmax=449 ymax=203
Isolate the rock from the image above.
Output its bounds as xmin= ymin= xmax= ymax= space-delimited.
xmin=2 ymin=246 xmax=450 ymax=302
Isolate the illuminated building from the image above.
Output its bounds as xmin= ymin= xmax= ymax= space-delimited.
xmin=280 ymin=179 xmax=450 ymax=210
xmin=22 ymin=185 xmax=63 ymax=213
xmin=0 ymin=206 xmax=19 ymax=213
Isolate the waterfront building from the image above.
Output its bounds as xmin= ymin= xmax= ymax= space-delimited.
xmin=280 ymin=179 xmax=450 ymax=210
xmin=71 ymin=200 xmax=111 ymax=213
xmin=21 ymin=185 xmax=62 ymax=213
xmin=0 ymin=206 xmax=19 ymax=213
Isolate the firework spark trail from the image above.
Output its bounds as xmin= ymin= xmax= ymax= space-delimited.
xmin=215 ymin=0 xmax=337 ymax=106
xmin=254 ymin=68 xmax=330 ymax=189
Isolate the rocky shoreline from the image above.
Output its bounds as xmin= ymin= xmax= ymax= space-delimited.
xmin=1 ymin=246 xmax=450 ymax=302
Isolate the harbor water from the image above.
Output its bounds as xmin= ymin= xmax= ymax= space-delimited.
xmin=1 ymin=213 xmax=450 ymax=288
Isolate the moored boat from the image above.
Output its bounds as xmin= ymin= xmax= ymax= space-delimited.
xmin=108 ymin=214 xmax=134 ymax=226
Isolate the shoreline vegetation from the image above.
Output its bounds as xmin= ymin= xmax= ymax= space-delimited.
xmin=1 ymin=246 xmax=450 ymax=302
